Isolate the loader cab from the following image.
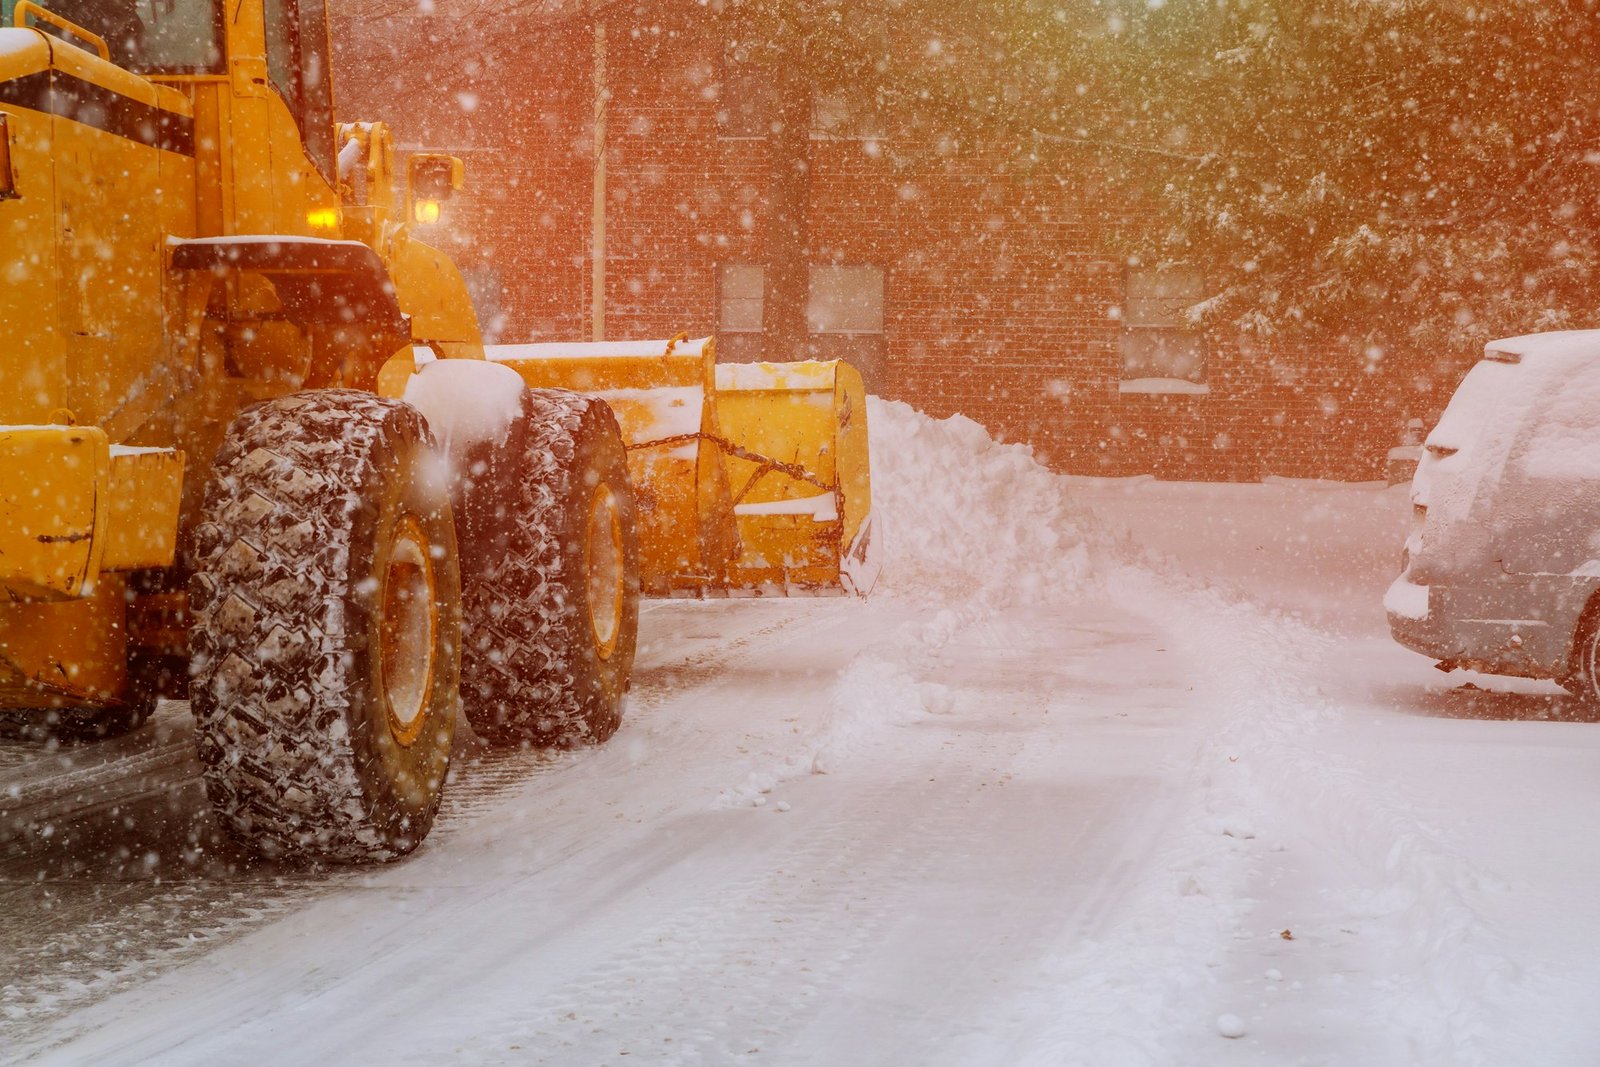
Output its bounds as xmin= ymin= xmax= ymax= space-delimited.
xmin=4 ymin=0 xmax=340 ymax=228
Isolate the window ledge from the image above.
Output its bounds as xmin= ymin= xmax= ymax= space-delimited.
xmin=1120 ymin=378 xmax=1210 ymax=396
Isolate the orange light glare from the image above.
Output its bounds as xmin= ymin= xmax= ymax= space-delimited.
xmin=413 ymin=199 xmax=441 ymax=225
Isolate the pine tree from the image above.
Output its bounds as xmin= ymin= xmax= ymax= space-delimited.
xmin=1104 ymin=0 xmax=1600 ymax=382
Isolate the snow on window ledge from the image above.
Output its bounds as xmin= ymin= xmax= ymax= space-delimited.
xmin=1119 ymin=377 xmax=1211 ymax=396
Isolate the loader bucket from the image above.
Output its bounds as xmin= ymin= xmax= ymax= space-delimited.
xmin=714 ymin=360 xmax=877 ymax=596
xmin=486 ymin=336 xmax=738 ymax=596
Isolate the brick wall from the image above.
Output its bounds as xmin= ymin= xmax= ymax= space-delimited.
xmin=332 ymin=9 xmax=1442 ymax=482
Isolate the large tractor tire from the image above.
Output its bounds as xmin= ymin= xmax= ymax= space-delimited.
xmin=188 ymin=391 xmax=461 ymax=862
xmin=452 ymin=390 xmax=641 ymax=747
xmin=1561 ymin=595 xmax=1600 ymax=713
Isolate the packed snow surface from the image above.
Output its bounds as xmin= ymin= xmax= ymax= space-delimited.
xmin=5 ymin=398 xmax=1600 ymax=1066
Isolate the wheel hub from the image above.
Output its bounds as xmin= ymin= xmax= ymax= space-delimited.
xmin=381 ymin=514 xmax=437 ymax=746
xmin=586 ymin=485 xmax=625 ymax=660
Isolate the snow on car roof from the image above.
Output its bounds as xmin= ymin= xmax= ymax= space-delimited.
xmin=1485 ymin=330 xmax=1600 ymax=362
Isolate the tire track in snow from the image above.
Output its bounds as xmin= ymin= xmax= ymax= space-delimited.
xmin=440 ymin=603 xmax=1168 ymax=1067
xmin=1034 ymin=561 xmax=1531 ymax=1065
xmin=0 ymin=601 xmax=825 ymax=1051
xmin=501 ymin=776 xmax=938 ymax=1065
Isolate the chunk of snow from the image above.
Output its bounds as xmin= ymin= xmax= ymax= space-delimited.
xmin=1216 ymin=1013 xmax=1246 ymax=1038
xmin=1383 ymin=575 xmax=1429 ymax=620
xmin=591 ymin=386 xmax=702 ymax=443
xmin=402 ymin=359 xmax=525 ymax=457
xmin=715 ymin=361 xmax=840 ymax=391
xmin=109 ymin=444 xmax=178 ymax=457
xmin=0 ymin=29 xmax=47 ymax=60
xmin=866 ymin=398 xmax=1092 ymax=604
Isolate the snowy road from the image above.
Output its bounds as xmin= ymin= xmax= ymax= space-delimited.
xmin=4 ymin=404 xmax=1600 ymax=1065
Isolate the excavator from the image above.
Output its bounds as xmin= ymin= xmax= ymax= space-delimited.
xmin=0 ymin=0 xmax=874 ymax=862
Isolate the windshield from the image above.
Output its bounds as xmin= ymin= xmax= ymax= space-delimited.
xmin=2 ymin=0 xmax=223 ymax=73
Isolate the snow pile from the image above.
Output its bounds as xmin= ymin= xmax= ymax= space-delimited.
xmin=711 ymin=398 xmax=1098 ymax=808
xmin=865 ymin=398 xmax=1093 ymax=602
xmin=402 ymin=359 xmax=526 ymax=457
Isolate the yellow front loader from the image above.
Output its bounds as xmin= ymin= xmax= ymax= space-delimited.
xmin=0 ymin=0 xmax=871 ymax=863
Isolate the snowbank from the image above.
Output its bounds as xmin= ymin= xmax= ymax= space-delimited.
xmin=713 ymin=398 xmax=1095 ymax=811
xmin=865 ymin=398 xmax=1093 ymax=603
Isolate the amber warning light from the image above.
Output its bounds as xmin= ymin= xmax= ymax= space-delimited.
xmin=405 ymin=153 xmax=464 ymax=228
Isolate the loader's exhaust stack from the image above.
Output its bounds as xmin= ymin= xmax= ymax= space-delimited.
xmin=485 ymin=336 xmax=877 ymax=598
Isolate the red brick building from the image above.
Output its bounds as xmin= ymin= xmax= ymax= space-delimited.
xmin=330 ymin=4 xmax=1426 ymax=480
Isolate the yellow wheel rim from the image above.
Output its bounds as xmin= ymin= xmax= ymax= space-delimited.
xmin=586 ymin=485 xmax=625 ymax=660
xmin=381 ymin=514 xmax=437 ymax=747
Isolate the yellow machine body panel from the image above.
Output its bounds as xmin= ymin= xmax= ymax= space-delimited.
xmin=0 ymin=426 xmax=184 ymax=597
xmin=386 ymin=237 xmax=484 ymax=359
xmin=0 ymin=426 xmax=109 ymax=600
xmin=0 ymin=575 xmax=128 ymax=708
xmin=102 ymin=446 xmax=186 ymax=570
xmin=47 ymin=41 xmax=181 ymax=426
xmin=0 ymin=35 xmax=65 ymax=422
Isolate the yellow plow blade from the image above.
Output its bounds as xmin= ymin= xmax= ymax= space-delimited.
xmin=714 ymin=359 xmax=876 ymax=596
xmin=484 ymin=337 xmax=875 ymax=597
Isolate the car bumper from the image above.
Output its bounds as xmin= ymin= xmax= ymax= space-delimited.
xmin=1385 ymin=574 xmax=1578 ymax=681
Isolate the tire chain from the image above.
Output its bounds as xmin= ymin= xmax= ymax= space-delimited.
xmin=188 ymin=391 xmax=417 ymax=861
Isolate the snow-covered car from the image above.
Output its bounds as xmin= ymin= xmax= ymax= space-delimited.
xmin=1387 ymin=331 xmax=1600 ymax=698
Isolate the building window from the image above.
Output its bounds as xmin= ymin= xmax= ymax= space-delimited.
xmin=812 ymin=88 xmax=886 ymax=141
xmin=716 ymin=263 xmax=886 ymax=390
xmin=806 ymin=264 xmax=883 ymax=335
xmin=719 ymin=49 xmax=886 ymax=141
xmin=807 ymin=264 xmax=885 ymax=388
xmin=717 ymin=263 xmax=765 ymax=362
xmin=717 ymin=48 xmax=777 ymax=138
xmin=1119 ymin=267 xmax=1208 ymax=394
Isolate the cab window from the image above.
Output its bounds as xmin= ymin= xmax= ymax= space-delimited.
xmin=264 ymin=0 xmax=335 ymax=182
xmin=134 ymin=0 xmax=222 ymax=72
xmin=3 ymin=0 xmax=223 ymax=73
